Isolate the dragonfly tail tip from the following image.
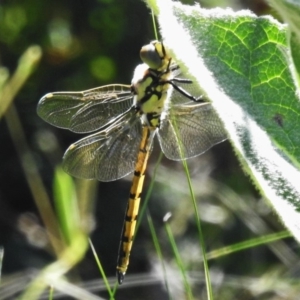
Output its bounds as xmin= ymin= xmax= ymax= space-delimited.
xmin=117 ymin=270 xmax=125 ymax=284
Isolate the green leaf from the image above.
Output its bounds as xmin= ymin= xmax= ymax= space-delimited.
xmin=53 ymin=166 xmax=80 ymax=244
xmin=267 ymin=0 xmax=300 ymax=89
xmin=147 ymin=1 xmax=300 ymax=241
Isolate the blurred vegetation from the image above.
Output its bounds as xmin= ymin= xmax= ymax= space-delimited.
xmin=0 ymin=0 xmax=299 ymax=299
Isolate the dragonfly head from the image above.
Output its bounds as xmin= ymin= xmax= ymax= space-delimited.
xmin=140 ymin=40 xmax=171 ymax=72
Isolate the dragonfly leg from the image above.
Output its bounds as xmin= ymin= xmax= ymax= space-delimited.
xmin=167 ymin=79 xmax=205 ymax=103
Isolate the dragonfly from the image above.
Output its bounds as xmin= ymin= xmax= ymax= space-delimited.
xmin=37 ymin=40 xmax=227 ymax=284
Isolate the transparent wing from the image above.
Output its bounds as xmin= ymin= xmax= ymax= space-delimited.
xmin=37 ymin=84 xmax=133 ymax=133
xmin=157 ymin=103 xmax=227 ymax=160
xmin=62 ymin=111 xmax=143 ymax=181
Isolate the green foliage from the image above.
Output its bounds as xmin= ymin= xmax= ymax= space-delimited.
xmin=267 ymin=0 xmax=300 ymax=89
xmin=53 ymin=167 xmax=79 ymax=245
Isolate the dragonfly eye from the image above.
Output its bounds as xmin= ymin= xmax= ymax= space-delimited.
xmin=140 ymin=42 xmax=162 ymax=70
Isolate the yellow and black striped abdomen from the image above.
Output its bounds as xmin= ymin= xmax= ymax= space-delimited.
xmin=116 ymin=126 xmax=154 ymax=283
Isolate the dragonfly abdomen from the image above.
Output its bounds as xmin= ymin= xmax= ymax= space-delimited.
xmin=116 ymin=126 xmax=154 ymax=284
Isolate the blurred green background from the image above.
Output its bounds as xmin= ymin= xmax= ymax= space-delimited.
xmin=1 ymin=0 xmax=298 ymax=299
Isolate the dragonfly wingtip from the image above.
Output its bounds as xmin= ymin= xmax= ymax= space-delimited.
xmin=44 ymin=93 xmax=54 ymax=99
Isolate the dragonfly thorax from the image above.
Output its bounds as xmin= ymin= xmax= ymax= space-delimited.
xmin=132 ymin=41 xmax=173 ymax=128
